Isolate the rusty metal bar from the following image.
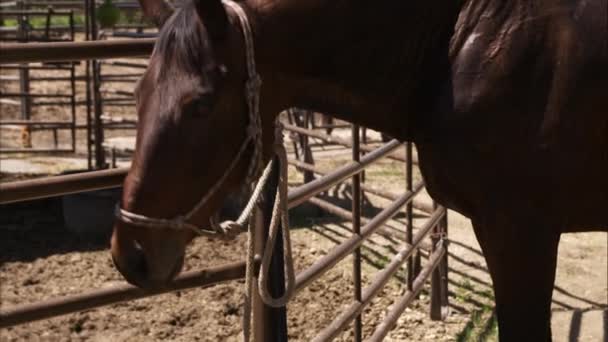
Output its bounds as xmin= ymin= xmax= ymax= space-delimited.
xmin=0 ymin=259 xmax=252 ymax=328
xmin=0 ymin=10 xmax=74 ymax=15
xmin=312 ymin=208 xmax=445 ymax=341
xmin=351 ymin=124 xmax=362 ymax=342
xmin=0 ymin=39 xmax=155 ymax=64
xmin=1 ymin=140 xmax=393 ymax=205
xmin=288 ymin=140 xmax=401 ymax=208
xmin=0 ymin=92 xmax=73 ymax=98
xmin=367 ymin=243 xmax=446 ymax=342
xmin=287 ymin=158 xmax=433 ymax=214
xmin=283 ymin=123 xmax=417 ymax=164
xmin=100 ymin=60 xmax=148 ymax=69
xmin=406 ymin=142 xmax=415 ymax=290
xmin=307 ymin=196 xmax=420 ymax=244
xmin=294 ymin=181 xmax=425 ymax=292
xmin=0 ymin=168 xmax=128 ymax=204
xmin=0 ymin=147 xmax=74 ymax=153
xmin=440 ymin=211 xmax=449 ymax=311
xmin=0 ymin=65 xmax=74 ymax=70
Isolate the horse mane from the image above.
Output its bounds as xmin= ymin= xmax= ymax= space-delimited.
xmin=154 ymin=0 xmax=217 ymax=78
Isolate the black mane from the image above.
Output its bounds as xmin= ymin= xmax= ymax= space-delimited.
xmin=154 ymin=1 xmax=217 ymax=76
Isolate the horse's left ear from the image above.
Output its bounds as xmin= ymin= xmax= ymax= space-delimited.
xmin=194 ymin=0 xmax=229 ymax=41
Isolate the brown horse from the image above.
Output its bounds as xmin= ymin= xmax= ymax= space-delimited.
xmin=110 ymin=0 xmax=608 ymax=340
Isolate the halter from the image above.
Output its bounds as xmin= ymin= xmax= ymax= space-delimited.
xmin=115 ymin=0 xmax=264 ymax=238
xmin=115 ymin=4 xmax=296 ymax=339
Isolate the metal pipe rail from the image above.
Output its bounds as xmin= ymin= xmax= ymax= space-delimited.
xmin=0 ymin=39 xmax=155 ymax=64
xmin=313 ymin=207 xmax=446 ymax=341
xmin=283 ymin=123 xmax=418 ymax=164
xmin=306 ymin=196 xmax=434 ymax=248
xmin=295 ymin=181 xmax=425 ymax=292
xmin=0 ymin=259 xmax=253 ymax=328
xmin=0 ymin=167 xmax=128 ymax=204
xmin=288 ymin=158 xmax=434 ymax=214
xmin=0 ymin=10 xmax=75 ymax=15
xmin=288 ymin=139 xmax=401 ymax=208
xmin=368 ymin=243 xmax=446 ymax=342
xmin=0 ymin=119 xmax=74 ymax=126
xmin=0 ymin=140 xmax=399 ymax=205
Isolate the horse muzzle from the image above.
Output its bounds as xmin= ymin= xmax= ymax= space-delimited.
xmin=110 ymin=224 xmax=186 ymax=289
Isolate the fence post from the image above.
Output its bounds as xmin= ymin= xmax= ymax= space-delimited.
xmin=430 ymin=206 xmax=448 ymax=320
xmin=84 ymin=0 xmax=93 ymax=169
xmin=88 ymin=0 xmax=107 ymax=169
xmin=252 ymin=155 xmax=288 ymax=342
xmin=16 ymin=0 xmax=32 ymax=148
xmin=440 ymin=210 xmax=449 ymax=312
xmin=406 ymin=142 xmax=420 ymax=290
xmin=351 ymin=124 xmax=362 ymax=342
xmin=292 ymin=110 xmax=314 ymax=183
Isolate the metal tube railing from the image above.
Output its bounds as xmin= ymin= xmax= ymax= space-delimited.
xmin=287 ymin=158 xmax=434 ymax=213
xmin=294 ymin=181 xmax=425 ymax=292
xmin=288 ymin=139 xmax=401 ymax=208
xmin=0 ymin=168 xmax=128 ymax=204
xmin=0 ymin=259 xmax=254 ymax=328
xmin=283 ymin=123 xmax=417 ymax=164
xmin=312 ymin=208 xmax=445 ymax=341
xmin=0 ymin=39 xmax=155 ymax=64
xmin=368 ymin=244 xmax=446 ymax=342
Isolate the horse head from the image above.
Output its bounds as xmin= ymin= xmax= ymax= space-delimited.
xmin=110 ymin=0 xmax=275 ymax=288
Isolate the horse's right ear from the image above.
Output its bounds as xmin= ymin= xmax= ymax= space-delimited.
xmin=137 ymin=0 xmax=174 ymax=27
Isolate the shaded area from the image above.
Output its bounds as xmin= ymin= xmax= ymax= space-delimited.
xmin=0 ymin=197 xmax=109 ymax=266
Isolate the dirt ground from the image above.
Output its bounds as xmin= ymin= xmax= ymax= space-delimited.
xmin=1 ymin=148 xmax=606 ymax=341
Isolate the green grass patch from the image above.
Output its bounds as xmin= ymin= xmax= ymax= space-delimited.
xmin=456 ymin=306 xmax=498 ymax=342
xmin=1 ymin=15 xmax=85 ymax=28
xmin=454 ymin=278 xmax=498 ymax=341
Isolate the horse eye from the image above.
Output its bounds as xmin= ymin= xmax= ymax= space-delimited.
xmin=185 ymin=95 xmax=215 ymax=117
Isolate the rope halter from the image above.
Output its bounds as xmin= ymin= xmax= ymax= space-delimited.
xmin=115 ymin=0 xmax=264 ymax=238
xmin=114 ymin=3 xmax=296 ymax=340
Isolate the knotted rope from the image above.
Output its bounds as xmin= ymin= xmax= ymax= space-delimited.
xmin=115 ymin=0 xmax=263 ymax=238
xmin=242 ymin=126 xmax=295 ymax=341
xmin=114 ymin=1 xmax=296 ymax=340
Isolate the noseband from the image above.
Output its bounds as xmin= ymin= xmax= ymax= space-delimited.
xmin=115 ymin=0 xmax=264 ymax=237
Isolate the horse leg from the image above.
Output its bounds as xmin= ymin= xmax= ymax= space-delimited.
xmin=472 ymin=217 xmax=561 ymax=342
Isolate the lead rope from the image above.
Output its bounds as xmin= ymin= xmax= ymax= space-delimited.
xmin=221 ymin=2 xmax=295 ymax=340
xmin=242 ymin=126 xmax=295 ymax=342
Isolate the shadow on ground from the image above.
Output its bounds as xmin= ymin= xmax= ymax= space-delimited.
xmin=296 ymin=194 xmax=607 ymax=342
xmin=0 ymin=198 xmax=110 ymax=265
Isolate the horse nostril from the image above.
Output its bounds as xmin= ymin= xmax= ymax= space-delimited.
xmin=111 ymin=239 xmax=151 ymax=288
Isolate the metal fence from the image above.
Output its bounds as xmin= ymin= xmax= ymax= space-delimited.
xmin=0 ymin=39 xmax=449 ymax=341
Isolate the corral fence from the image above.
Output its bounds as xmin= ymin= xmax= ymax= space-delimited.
xmin=0 ymin=0 xmax=152 ymax=166
xmin=0 ymin=39 xmax=449 ymax=341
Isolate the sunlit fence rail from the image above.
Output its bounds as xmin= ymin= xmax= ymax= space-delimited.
xmin=0 ymin=39 xmax=448 ymax=341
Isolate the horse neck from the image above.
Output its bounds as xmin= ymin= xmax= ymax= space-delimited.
xmin=249 ymin=0 xmax=463 ymax=141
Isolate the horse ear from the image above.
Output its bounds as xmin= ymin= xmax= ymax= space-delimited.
xmin=193 ymin=0 xmax=229 ymax=41
xmin=137 ymin=0 xmax=174 ymax=27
